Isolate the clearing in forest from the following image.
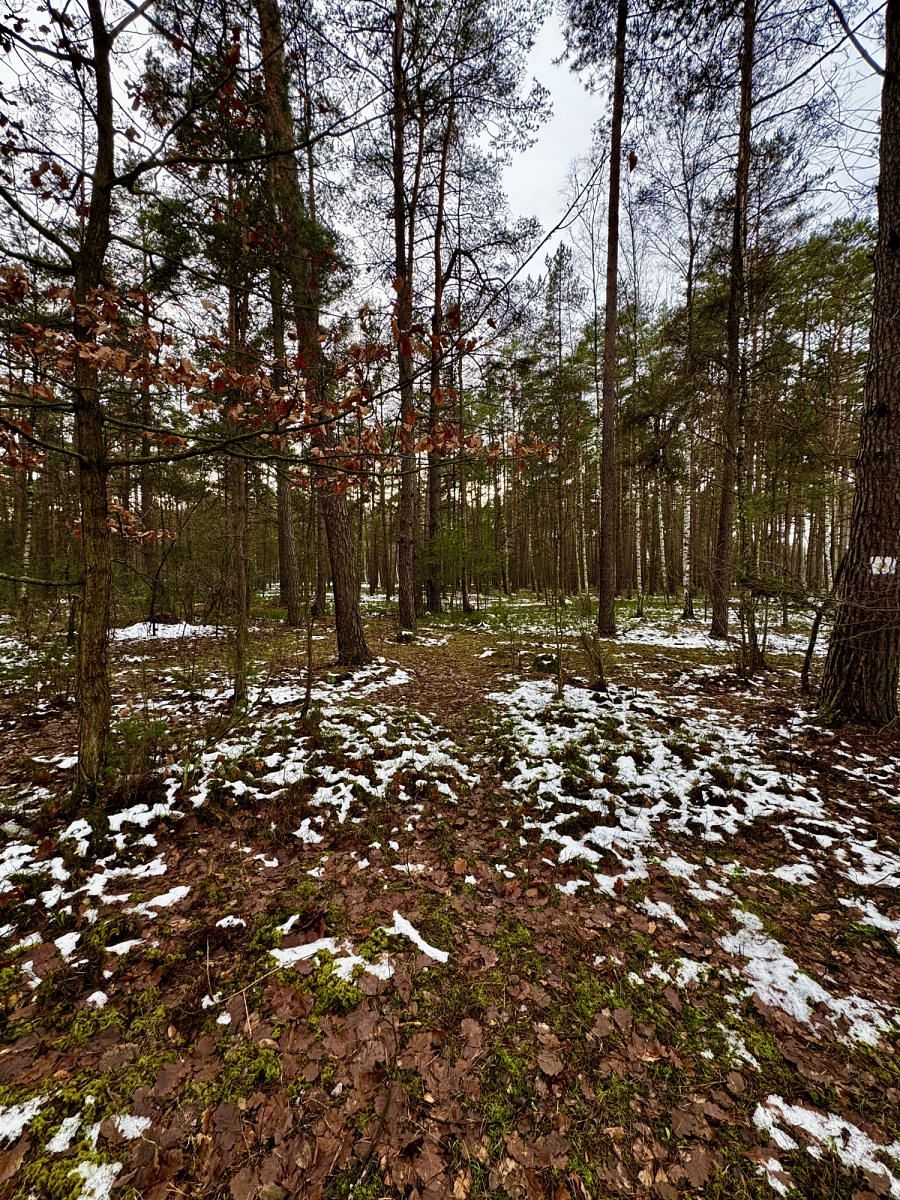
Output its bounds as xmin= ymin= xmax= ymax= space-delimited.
xmin=0 ymin=596 xmax=898 ymax=1200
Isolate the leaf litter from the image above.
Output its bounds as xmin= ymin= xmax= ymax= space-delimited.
xmin=0 ymin=599 xmax=897 ymax=1199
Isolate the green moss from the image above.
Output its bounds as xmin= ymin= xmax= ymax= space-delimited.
xmin=319 ymin=1060 xmax=337 ymax=1088
xmin=416 ymin=968 xmax=508 ymax=1026
xmin=248 ymin=914 xmax=285 ymax=955
xmin=489 ymin=917 xmax=543 ymax=975
xmin=480 ymin=1045 xmax=535 ymax=1150
xmin=570 ymin=972 xmax=614 ymax=1025
xmin=323 ymin=1166 xmax=387 ymax=1200
xmin=57 ymin=1004 xmax=120 ymax=1048
xmin=22 ymin=1147 xmax=118 ymax=1200
xmin=188 ymin=1037 xmax=281 ymax=1106
xmin=0 ymin=963 xmax=23 ymax=1003
xmin=414 ymin=895 xmax=455 ymax=955
xmin=308 ymin=955 xmax=363 ymax=1016
xmin=357 ymin=928 xmax=391 ymax=962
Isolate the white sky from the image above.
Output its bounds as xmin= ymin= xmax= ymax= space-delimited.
xmin=501 ymin=7 xmax=883 ymax=249
xmin=502 ymin=13 xmax=604 ymax=234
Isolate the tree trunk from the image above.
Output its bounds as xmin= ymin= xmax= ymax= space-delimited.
xmin=228 ymin=450 xmax=249 ymax=704
xmin=710 ymin=0 xmax=754 ymax=638
xmin=74 ymin=0 xmax=116 ymax=795
xmin=820 ymin=0 xmax=900 ymax=724
xmin=424 ymin=99 xmax=454 ymax=615
xmin=270 ymin=268 xmax=302 ymax=627
xmin=392 ymin=0 xmax=421 ymax=633
xmin=682 ymin=436 xmax=694 ymax=618
xmin=597 ymin=0 xmax=627 ymax=636
xmin=255 ymin=0 xmax=370 ymax=665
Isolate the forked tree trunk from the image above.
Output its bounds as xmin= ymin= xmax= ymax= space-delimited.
xmin=255 ymin=0 xmax=370 ymax=665
xmin=597 ymin=0 xmax=627 ymax=636
xmin=821 ymin=0 xmax=900 ymax=724
xmin=710 ymin=0 xmax=754 ymax=638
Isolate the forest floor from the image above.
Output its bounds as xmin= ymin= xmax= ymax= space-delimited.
xmin=0 ymin=594 xmax=898 ymax=1200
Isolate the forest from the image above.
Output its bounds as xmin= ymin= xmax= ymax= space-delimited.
xmin=0 ymin=0 xmax=898 ymax=1196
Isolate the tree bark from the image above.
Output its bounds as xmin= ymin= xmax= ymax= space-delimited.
xmin=270 ymin=267 xmax=302 ymax=627
xmin=424 ymin=98 xmax=454 ymax=615
xmin=392 ymin=0 xmax=421 ymax=633
xmin=73 ymin=0 xmax=116 ymax=795
xmin=710 ymin=0 xmax=754 ymax=638
xmin=820 ymin=0 xmax=900 ymax=724
xmin=255 ymin=0 xmax=370 ymax=664
xmin=597 ymin=0 xmax=627 ymax=636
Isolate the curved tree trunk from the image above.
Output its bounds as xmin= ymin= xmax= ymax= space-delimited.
xmin=820 ymin=1 xmax=900 ymax=724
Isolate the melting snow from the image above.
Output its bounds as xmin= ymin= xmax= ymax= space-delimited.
xmin=754 ymin=1095 xmax=900 ymax=1197
xmin=0 ymin=1097 xmax=44 ymax=1144
xmin=112 ymin=622 xmax=220 ymax=641
xmin=386 ymin=912 xmax=450 ymax=963
xmin=70 ymin=1160 xmax=122 ymax=1200
xmin=721 ymin=909 xmax=894 ymax=1044
xmin=46 ymin=1114 xmax=81 ymax=1153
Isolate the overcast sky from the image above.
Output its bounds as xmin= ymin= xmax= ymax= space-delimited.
xmin=496 ymin=6 xmax=882 ymax=298
xmin=501 ymin=13 xmax=603 ymax=234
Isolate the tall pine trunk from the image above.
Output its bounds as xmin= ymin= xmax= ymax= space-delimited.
xmin=820 ymin=1 xmax=900 ymax=724
xmin=424 ymin=98 xmax=454 ymax=615
xmin=597 ymin=0 xmax=626 ymax=636
xmin=710 ymin=0 xmax=754 ymax=638
xmin=74 ymin=0 xmax=116 ymax=795
xmin=255 ymin=0 xmax=369 ymax=665
xmin=392 ymin=0 xmax=420 ymax=633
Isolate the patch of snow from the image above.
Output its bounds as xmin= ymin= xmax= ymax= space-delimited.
xmin=772 ymin=862 xmax=818 ymax=885
xmin=756 ymin=1156 xmax=792 ymax=1195
xmin=112 ymin=622 xmax=220 ymax=641
xmin=0 ymin=1096 xmax=44 ymax=1144
xmin=641 ymin=899 xmax=688 ymax=930
xmin=54 ymin=931 xmax=81 ymax=959
xmin=106 ymin=939 xmax=144 ymax=956
xmin=70 ymin=1159 xmax=122 ymax=1200
xmin=47 ymin=1114 xmax=81 ymax=1153
xmin=838 ymin=897 xmax=900 ymax=950
xmin=294 ymin=818 xmax=323 ymax=844
xmin=113 ymin=1114 xmax=151 ymax=1140
xmin=386 ymin=912 xmax=449 ymax=963
xmin=129 ymin=885 xmax=189 ymax=917
xmin=721 ymin=909 xmax=894 ymax=1044
xmin=755 ymin=1095 xmax=900 ymax=1197
xmin=648 ymin=957 xmax=711 ymax=989
xmin=60 ymin=818 xmax=92 ymax=855
xmin=270 ymin=936 xmax=393 ymax=981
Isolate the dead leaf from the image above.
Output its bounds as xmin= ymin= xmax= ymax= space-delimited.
xmin=683 ymin=1145 xmax=714 ymax=1188
xmin=538 ymin=1050 xmax=564 ymax=1077
xmin=453 ymin=1168 xmax=472 ymax=1198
